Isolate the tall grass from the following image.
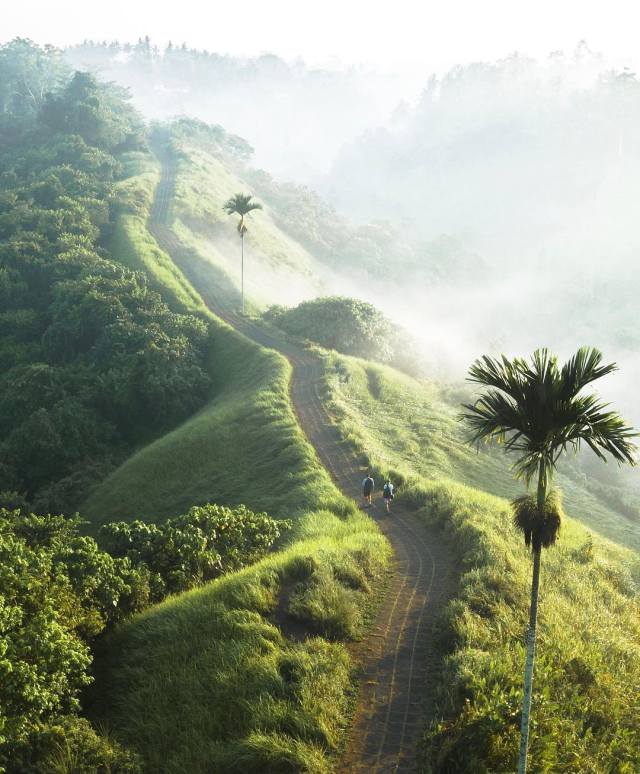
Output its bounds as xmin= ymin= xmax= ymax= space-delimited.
xmin=87 ymin=150 xmax=391 ymax=772
xmin=322 ymin=352 xmax=640 ymax=551
xmin=321 ymin=352 xmax=640 ymax=773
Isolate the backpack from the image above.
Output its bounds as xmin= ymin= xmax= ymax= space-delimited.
xmin=383 ymin=483 xmax=393 ymax=499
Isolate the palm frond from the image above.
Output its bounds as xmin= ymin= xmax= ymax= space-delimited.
xmin=466 ymin=353 xmax=528 ymax=403
xmin=462 ymin=347 xmax=637 ymax=479
xmin=461 ymin=388 xmax=527 ymax=446
xmin=559 ymin=346 xmax=618 ymax=399
xmin=223 ymin=192 xmax=263 ymax=217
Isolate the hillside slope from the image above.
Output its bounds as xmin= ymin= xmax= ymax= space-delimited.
xmin=86 ymin=148 xmax=393 ymax=773
xmin=321 ymin=352 xmax=640 ymax=773
xmin=88 ymin=124 xmax=639 ymax=773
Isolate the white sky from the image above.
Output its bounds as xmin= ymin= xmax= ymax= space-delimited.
xmin=4 ymin=0 xmax=640 ymax=71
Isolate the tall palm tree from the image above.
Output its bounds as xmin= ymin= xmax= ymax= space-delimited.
xmin=461 ymin=347 xmax=636 ymax=774
xmin=223 ymin=193 xmax=262 ymax=314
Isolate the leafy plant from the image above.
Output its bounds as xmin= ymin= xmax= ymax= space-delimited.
xmin=100 ymin=503 xmax=287 ymax=595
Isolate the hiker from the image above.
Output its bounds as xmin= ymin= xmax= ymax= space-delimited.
xmin=382 ymin=479 xmax=395 ymax=513
xmin=362 ymin=472 xmax=374 ymax=507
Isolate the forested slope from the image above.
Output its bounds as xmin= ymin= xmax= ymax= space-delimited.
xmin=0 ymin=39 xmax=391 ymax=773
xmin=0 ymin=47 xmax=211 ymax=517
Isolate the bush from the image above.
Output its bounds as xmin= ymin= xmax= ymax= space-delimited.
xmin=265 ymin=296 xmax=395 ymax=361
xmin=0 ymin=508 xmax=149 ymax=767
xmin=265 ymin=296 xmax=426 ymax=376
xmin=7 ymin=716 xmax=141 ymax=774
xmin=100 ymin=503 xmax=288 ymax=595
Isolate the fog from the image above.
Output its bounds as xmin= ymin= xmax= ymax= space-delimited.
xmin=323 ymin=46 xmax=640 ymax=424
xmin=64 ymin=40 xmax=420 ymax=183
xmin=62 ymin=39 xmax=640 ymax=430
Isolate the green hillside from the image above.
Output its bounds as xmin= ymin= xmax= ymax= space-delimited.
xmin=320 ymin=352 xmax=640 ymax=772
xmin=83 ymin=150 xmax=340 ymax=527
xmin=163 ymin=120 xmax=330 ymax=310
xmin=323 ymin=354 xmax=640 ymax=551
xmin=3 ymin=39 xmax=638 ymax=773
xmin=98 ymin=130 xmax=639 ymax=773
xmin=83 ymin=144 xmax=391 ymax=772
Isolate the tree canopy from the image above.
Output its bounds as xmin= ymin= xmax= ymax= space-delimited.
xmin=0 ymin=40 xmax=211 ymax=514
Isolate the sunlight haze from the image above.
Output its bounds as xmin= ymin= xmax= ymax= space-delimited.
xmin=6 ymin=0 xmax=640 ymax=70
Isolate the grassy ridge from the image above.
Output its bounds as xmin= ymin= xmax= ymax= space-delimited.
xmin=88 ymin=150 xmax=390 ymax=772
xmin=95 ymin=506 xmax=389 ymax=773
xmin=82 ymin=328 xmax=349 ymax=527
xmin=321 ymin=353 xmax=640 ymax=773
xmin=109 ymin=150 xmax=208 ymax=314
xmin=324 ymin=354 xmax=640 ymax=551
xmin=168 ymin=135 xmax=330 ymax=309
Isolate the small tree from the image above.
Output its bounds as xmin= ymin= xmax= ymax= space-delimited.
xmin=223 ymin=193 xmax=262 ymax=314
xmin=461 ymin=347 xmax=636 ymax=774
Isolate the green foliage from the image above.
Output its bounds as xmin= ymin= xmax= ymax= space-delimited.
xmin=0 ymin=44 xmax=212 ymax=511
xmin=40 ymin=71 xmax=144 ymax=152
xmin=0 ymin=39 xmax=68 ymax=144
xmin=265 ymin=295 xmax=401 ymax=362
xmin=0 ymin=498 xmax=287 ymax=771
xmin=101 ymin=503 xmax=286 ymax=595
xmin=321 ymin=351 xmax=640 ymax=773
xmin=462 ymin=347 xmax=637 ymax=486
xmin=0 ymin=508 xmax=149 ymax=770
xmin=8 ymin=716 xmax=141 ymax=774
xmin=223 ymin=192 xmax=263 ymax=230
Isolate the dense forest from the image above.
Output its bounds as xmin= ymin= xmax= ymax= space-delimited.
xmin=0 ymin=39 xmax=211 ymax=515
xmin=0 ymin=39 xmax=289 ymax=771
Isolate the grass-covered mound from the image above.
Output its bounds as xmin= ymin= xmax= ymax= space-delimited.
xmin=94 ymin=509 xmax=388 ymax=773
xmin=89 ymin=334 xmax=390 ymax=771
xmin=320 ymin=353 xmax=640 ymax=773
xmin=86 ymin=149 xmax=390 ymax=772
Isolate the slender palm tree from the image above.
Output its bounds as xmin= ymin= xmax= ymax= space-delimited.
xmin=223 ymin=193 xmax=262 ymax=314
xmin=461 ymin=347 xmax=636 ymax=774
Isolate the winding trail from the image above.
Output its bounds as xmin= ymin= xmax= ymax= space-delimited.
xmin=148 ymin=152 xmax=455 ymax=772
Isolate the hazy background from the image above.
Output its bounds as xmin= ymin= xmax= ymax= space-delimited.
xmin=5 ymin=2 xmax=640 ymax=426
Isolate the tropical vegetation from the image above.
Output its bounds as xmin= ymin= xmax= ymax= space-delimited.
xmin=0 ymin=40 xmax=211 ymax=515
xmin=223 ymin=192 xmax=262 ymax=313
xmin=321 ymin=350 xmax=640 ymax=773
xmin=264 ymin=295 xmax=423 ymax=375
xmin=461 ymin=347 xmax=636 ymax=772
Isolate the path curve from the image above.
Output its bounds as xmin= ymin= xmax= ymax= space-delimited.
xmin=149 ymin=151 xmax=454 ymax=773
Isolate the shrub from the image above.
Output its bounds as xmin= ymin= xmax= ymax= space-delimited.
xmin=100 ymin=503 xmax=288 ymax=595
xmin=0 ymin=508 xmax=147 ymax=768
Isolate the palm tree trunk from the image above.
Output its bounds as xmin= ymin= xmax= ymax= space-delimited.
xmin=241 ymin=232 xmax=244 ymax=315
xmin=518 ymin=545 xmax=541 ymax=773
xmin=517 ymin=462 xmax=546 ymax=774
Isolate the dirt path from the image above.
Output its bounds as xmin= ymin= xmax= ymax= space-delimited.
xmin=149 ymin=153 xmax=455 ymax=773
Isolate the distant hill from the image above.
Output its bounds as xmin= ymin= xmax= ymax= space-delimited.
xmin=64 ymin=38 xmax=413 ymax=181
